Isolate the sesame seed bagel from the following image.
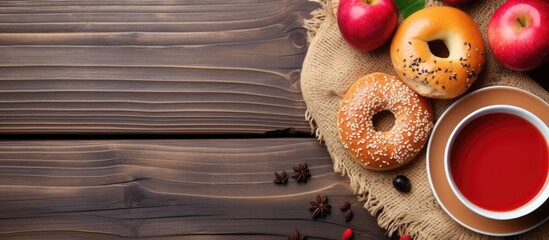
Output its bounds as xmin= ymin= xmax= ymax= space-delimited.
xmin=337 ymin=72 xmax=433 ymax=171
xmin=390 ymin=6 xmax=485 ymax=99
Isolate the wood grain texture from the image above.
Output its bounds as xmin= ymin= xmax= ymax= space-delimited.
xmin=0 ymin=0 xmax=316 ymax=134
xmin=0 ymin=138 xmax=387 ymax=240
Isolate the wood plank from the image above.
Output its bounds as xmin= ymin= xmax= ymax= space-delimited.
xmin=0 ymin=138 xmax=387 ymax=239
xmin=0 ymin=0 xmax=315 ymax=134
xmin=0 ymin=0 xmax=288 ymax=13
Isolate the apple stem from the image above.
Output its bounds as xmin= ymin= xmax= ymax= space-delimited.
xmin=516 ymin=17 xmax=526 ymax=28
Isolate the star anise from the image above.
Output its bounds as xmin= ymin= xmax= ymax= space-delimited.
xmin=288 ymin=229 xmax=306 ymax=240
xmin=292 ymin=162 xmax=311 ymax=183
xmin=309 ymin=194 xmax=331 ymax=219
xmin=273 ymin=171 xmax=288 ymax=184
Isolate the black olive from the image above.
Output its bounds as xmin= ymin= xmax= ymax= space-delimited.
xmin=393 ymin=175 xmax=411 ymax=193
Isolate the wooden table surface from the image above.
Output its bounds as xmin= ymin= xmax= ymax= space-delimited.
xmin=0 ymin=1 xmax=389 ymax=239
xmin=2 ymin=1 xmax=547 ymax=239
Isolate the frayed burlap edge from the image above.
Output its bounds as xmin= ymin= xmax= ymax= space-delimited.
xmin=302 ymin=0 xmax=549 ymax=239
xmin=302 ymin=2 xmax=434 ymax=237
xmin=303 ymin=0 xmax=328 ymax=44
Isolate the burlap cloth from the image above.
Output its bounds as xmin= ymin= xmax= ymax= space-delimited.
xmin=300 ymin=0 xmax=548 ymax=239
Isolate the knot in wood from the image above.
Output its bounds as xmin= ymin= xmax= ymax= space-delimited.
xmin=291 ymin=30 xmax=307 ymax=48
xmin=290 ymin=70 xmax=301 ymax=83
xmin=124 ymin=185 xmax=146 ymax=208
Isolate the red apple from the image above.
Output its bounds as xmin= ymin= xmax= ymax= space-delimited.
xmin=488 ymin=0 xmax=549 ymax=71
xmin=337 ymin=0 xmax=398 ymax=52
xmin=441 ymin=0 xmax=472 ymax=4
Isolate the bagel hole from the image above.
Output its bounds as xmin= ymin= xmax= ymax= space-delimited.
xmin=428 ymin=40 xmax=450 ymax=58
xmin=372 ymin=110 xmax=395 ymax=132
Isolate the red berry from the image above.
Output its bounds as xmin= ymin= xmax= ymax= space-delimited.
xmin=342 ymin=228 xmax=353 ymax=240
xmin=400 ymin=235 xmax=412 ymax=240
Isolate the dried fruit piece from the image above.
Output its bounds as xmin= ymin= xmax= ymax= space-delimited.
xmin=344 ymin=209 xmax=353 ymax=222
xmin=339 ymin=201 xmax=351 ymax=211
xmin=342 ymin=228 xmax=353 ymax=240
xmin=393 ymin=175 xmax=412 ymax=193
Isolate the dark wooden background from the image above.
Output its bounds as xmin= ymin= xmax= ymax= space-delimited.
xmin=0 ymin=1 xmax=389 ymax=239
xmin=1 ymin=1 xmax=547 ymax=239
